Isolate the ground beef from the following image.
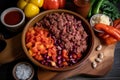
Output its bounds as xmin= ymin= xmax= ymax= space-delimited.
xmin=36 ymin=13 xmax=88 ymax=54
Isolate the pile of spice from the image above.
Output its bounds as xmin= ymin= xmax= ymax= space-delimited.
xmin=14 ymin=63 xmax=33 ymax=80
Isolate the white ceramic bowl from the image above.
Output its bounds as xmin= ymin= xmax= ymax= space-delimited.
xmin=12 ymin=62 xmax=34 ymax=80
xmin=0 ymin=7 xmax=25 ymax=32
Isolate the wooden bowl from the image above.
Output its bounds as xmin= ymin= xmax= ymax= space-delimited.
xmin=22 ymin=9 xmax=95 ymax=71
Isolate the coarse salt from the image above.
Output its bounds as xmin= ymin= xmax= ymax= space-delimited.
xmin=15 ymin=63 xmax=32 ymax=80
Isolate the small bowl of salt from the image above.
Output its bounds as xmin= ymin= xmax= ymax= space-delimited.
xmin=12 ymin=62 xmax=34 ymax=80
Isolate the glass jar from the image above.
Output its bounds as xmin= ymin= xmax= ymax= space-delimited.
xmin=73 ymin=0 xmax=91 ymax=18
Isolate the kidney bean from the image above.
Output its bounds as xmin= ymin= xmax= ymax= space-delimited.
xmin=62 ymin=58 xmax=66 ymax=62
xmin=69 ymin=54 xmax=73 ymax=59
xmin=57 ymin=46 xmax=62 ymax=50
xmin=57 ymin=51 xmax=60 ymax=56
xmin=57 ymin=56 xmax=62 ymax=60
xmin=57 ymin=60 xmax=62 ymax=65
xmin=71 ymin=59 xmax=76 ymax=64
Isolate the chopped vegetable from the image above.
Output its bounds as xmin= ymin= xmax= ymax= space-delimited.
xmin=26 ymin=26 xmax=57 ymax=63
xmin=87 ymin=0 xmax=96 ymax=18
xmin=108 ymin=0 xmax=120 ymax=5
xmin=95 ymin=23 xmax=120 ymax=40
xmin=99 ymin=33 xmax=117 ymax=45
xmin=113 ymin=19 xmax=120 ymax=28
xmin=104 ymin=36 xmax=117 ymax=45
xmin=100 ymin=0 xmax=120 ymax=20
xmin=97 ymin=20 xmax=120 ymax=45
xmin=92 ymin=0 xmax=104 ymax=14
xmin=88 ymin=0 xmax=120 ymax=20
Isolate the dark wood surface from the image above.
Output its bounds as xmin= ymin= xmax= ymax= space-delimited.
xmin=37 ymin=36 xmax=116 ymax=80
xmin=0 ymin=0 xmax=120 ymax=80
xmin=67 ymin=42 xmax=120 ymax=80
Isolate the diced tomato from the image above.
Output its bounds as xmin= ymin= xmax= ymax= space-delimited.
xmin=45 ymin=44 xmax=53 ymax=49
xmin=50 ymin=61 xmax=56 ymax=67
xmin=48 ymin=52 xmax=52 ymax=56
xmin=62 ymin=49 xmax=68 ymax=59
xmin=77 ymin=53 xmax=82 ymax=58
xmin=31 ymin=47 xmax=38 ymax=53
xmin=26 ymin=42 xmax=33 ymax=49
xmin=34 ymin=55 xmax=43 ymax=61
xmin=25 ymin=26 xmax=57 ymax=66
xmin=72 ymin=53 xmax=77 ymax=59
xmin=28 ymin=50 xmax=33 ymax=56
xmin=62 ymin=61 xmax=68 ymax=66
xmin=52 ymin=54 xmax=57 ymax=62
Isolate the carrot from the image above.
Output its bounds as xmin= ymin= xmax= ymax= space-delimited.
xmin=104 ymin=37 xmax=117 ymax=45
xmin=95 ymin=23 xmax=120 ymax=40
xmin=98 ymin=33 xmax=117 ymax=45
xmin=113 ymin=19 xmax=120 ymax=29
xmin=98 ymin=33 xmax=109 ymax=39
xmin=113 ymin=19 xmax=120 ymax=27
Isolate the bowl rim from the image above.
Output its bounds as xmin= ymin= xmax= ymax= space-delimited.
xmin=22 ymin=9 xmax=95 ymax=71
xmin=0 ymin=7 xmax=25 ymax=28
xmin=12 ymin=62 xmax=34 ymax=80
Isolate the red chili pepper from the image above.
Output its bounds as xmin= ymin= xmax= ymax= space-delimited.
xmin=95 ymin=23 xmax=120 ymax=40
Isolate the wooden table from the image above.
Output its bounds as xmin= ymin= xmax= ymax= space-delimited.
xmin=68 ymin=42 xmax=120 ymax=80
xmin=0 ymin=0 xmax=120 ymax=80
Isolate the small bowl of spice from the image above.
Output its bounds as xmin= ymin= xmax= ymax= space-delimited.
xmin=12 ymin=62 xmax=34 ymax=80
xmin=0 ymin=7 xmax=25 ymax=32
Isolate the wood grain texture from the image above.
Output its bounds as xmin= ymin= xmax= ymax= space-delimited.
xmin=37 ymin=36 xmax=115 ymax=80
xmin=0 ymin=33 xmax=26 ymax=64
xmin=67 ymin=42 xmax=120 ymax=80
xmin=0 ymin=32 xmax=115 ymax=80
xmin=0 ymin=0 xmax=120 ymax=80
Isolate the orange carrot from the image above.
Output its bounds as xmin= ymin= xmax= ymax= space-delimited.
xmin=104 ymin=37 xmax=117 ymax=45
xmin=95 ymin=23 xmax=120 ymax=40
xmin=98 ymin=33 xmax=117 ymax=45
xmin=113 ymin=19 xmax=120 ymax=27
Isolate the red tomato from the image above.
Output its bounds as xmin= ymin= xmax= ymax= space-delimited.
xmin=43 ymin=0 xmax=59 ymax=10
xmin=43 ymin=0 xmax=66 ymax=10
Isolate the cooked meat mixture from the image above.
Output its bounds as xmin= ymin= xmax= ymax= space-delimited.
xmin=36 ymin=13 xmax=88 ymax=53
